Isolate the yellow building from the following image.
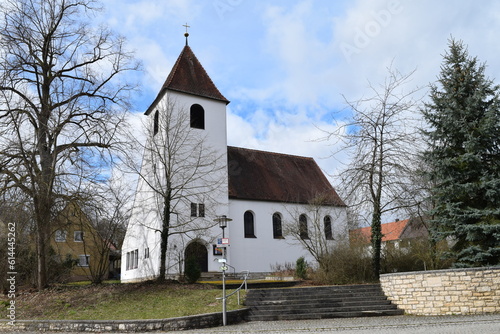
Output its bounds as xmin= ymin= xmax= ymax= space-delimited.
xmin=51 ymin=202 xmax=119 ymax=282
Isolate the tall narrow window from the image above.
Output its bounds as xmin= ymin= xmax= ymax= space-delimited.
xmin=153 ymin=110 xmax=159 ymax=135
xmin=198 ymin=203 xmax=205 ymax=217
xmin=244 ymin=211 xmax=256 ymax=238
xmin=191 ymin=203 xmax=197 ymax=217
xmin=324 ymin=216 xmax=333 ymax=240
xmin=272 ymin=213 xmax=283 ymax=239
xmin=134 ymin=249 xmax=139 ymax=269
xmin=299 ymin=214 xmax=309 ymax=239
xmin=190 ymin=104 xmax=205 ymax=129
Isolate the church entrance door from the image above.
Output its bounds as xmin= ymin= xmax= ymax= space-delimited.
xmin=184 ymin=241 xmax=208 ymax=272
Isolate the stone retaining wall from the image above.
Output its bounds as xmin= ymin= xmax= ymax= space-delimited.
xmin=0 ymin=309 xmax=249 ymax=332
xmin=380 ymin=267 xmax=500 ymax=315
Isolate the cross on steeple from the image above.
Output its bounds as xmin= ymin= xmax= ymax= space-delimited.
xmin=183 ymin=23 xmax=190 ymax=45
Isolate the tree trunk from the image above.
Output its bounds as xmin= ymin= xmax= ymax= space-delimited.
xmin=157 ymin=197 xmax=170 ymax=283
xmin=36 ymin=227 xmax=48 ymax=289
xmin=370 ymin=207 xmax=382 ymax=280
xmin=34 ymin=196 xmax=51 ymax=289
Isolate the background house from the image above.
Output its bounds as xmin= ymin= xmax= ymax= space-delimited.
xmin=52 ymin=203 xmax=120 ymax=282
xmin=350 ymin=217 xmax=429 ymax=251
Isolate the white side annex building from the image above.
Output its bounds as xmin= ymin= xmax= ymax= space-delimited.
xmin=121 ymin=39 xmax=348 ymax=282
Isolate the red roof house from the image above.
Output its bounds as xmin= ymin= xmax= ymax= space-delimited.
xmin=350 ymin=218 xmax=428 ymax=245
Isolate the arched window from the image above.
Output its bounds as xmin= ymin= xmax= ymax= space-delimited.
xmin=272 ymin=213 xmax=283 ymax=239
xmin=299 ymin=214 xmax=309 ymax=239
xmin=324 ymin=216 xmax=333 ymax=240
xmin=244 ymin=211 xmax=256 ymax=238
xmin=153 ymin=110 xmax=159 ymax=136
xmin=190 ymin=104 xmax=205 ymax=129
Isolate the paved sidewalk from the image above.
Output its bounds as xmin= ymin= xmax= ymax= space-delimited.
xmin=9 ymin=314 xmax=500 ymax=333
xmin=163 ymin=314 xmax=500 ymax=334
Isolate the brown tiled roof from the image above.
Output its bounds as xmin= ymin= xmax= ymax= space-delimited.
xmin=227 ymin=146 xmax=346 ymax=206
xmin=146 ymin=45 xmax=229 ymax=115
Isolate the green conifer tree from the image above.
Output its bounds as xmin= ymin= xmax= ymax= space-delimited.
xmin=422 ymin=39 xmax=500 ymax=267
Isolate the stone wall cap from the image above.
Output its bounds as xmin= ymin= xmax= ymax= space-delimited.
xmin=380 ymin=266 xmax=500 ymax=278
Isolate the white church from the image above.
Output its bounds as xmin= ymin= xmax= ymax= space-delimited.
xmin=121 ymin=37 xmax=348 ymax=283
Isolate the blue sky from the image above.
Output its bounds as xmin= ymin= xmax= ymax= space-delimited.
xmin=100 ymin=0 xmax=500 ymax=179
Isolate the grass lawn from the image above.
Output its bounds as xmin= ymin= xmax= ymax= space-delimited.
xmin=4 ymin=281 xmax=246 ymax=320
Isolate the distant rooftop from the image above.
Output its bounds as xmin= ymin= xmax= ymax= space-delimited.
xmin=350 ymin=218 xmax=429 ymax=243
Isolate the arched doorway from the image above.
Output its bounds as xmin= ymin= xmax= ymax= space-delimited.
xmin=184 ymin=241 xmax=208 ymax=273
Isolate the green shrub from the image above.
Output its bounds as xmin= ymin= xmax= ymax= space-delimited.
xmin=295 ymin=257 xmax=308 ymax=280
xmin=184 ymin=257 xmax=201 ymax=284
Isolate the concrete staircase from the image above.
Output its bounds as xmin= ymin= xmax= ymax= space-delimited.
xmin=245 ymin=284 xmax=404 ymax=321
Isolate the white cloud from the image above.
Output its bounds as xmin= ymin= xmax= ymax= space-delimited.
xmin=260 ymin=1 xmax=337 ymax=106
xmin=331 ymin=0 xmax=500 ymax=101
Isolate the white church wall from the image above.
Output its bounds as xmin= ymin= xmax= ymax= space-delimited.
xmin=226 ymin=199 xmax=348 ymax=274
xmin=121 ymin=182 xmax=161 ymax=282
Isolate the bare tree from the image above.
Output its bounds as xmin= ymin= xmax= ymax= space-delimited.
xmin=283 ymin=195 xmax=348 ymax=275
xmin=0 ymin=0 xmax=139 ymax=289
xmin=125 ymin=97 xmax=226 ymax=282
xmin=328 ymin=67 xmax=423 ymax=279
xmin=79 ymin=176 xmax=131 ymax=283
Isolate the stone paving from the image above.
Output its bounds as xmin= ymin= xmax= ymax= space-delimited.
xmin=6 ymin=314 xmax=500 ymax=333
xmin=162 ymin=314 xmax=500 ymax=334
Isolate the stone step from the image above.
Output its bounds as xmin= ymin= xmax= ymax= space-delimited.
xmin=246 ymin=308 xmax=404 ymax=321
xmin=245 ymin=289 xmax=387 ymax=302
xmin=246 ymin=291 xmax=387 ymax=300
xmin=248 ymin=304 xmax=399 ymax=317
xmin=246 ymin=284 xmax=384 ymax=297
xmin=244 ymin=284 xmax=403 ymax=321
xmin=247 ymin=299 xmax=394 ymax=310
xmin=245 ymin=294 xmax=389 ymax=306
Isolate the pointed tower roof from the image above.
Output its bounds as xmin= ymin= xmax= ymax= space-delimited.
xmin=145 ymin=45 xmax=229 ymax=115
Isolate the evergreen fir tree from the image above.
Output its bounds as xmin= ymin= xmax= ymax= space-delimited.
xmin=422 ymin=39 xmax=500 ymax=267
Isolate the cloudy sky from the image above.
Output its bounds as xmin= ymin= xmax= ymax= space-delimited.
xmin=100 ymin=0 xmax=500 ymax=179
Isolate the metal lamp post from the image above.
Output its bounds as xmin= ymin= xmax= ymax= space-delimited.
xmin=214 ymin=215 xmax=232 ymax=326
